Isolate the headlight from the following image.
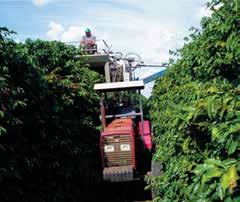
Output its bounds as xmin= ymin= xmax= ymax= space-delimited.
xmin=120 ymin=144 xmax=130 ymax=151
xmin=104 ymin=145 xmax=114 ymax=153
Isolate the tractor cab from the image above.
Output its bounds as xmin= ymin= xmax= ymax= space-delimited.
xmin=94 ymin=81 xmax=152 ymax=182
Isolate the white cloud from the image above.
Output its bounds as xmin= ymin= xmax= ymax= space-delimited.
xmin=46 ymin=22 xmax=85 ymax=42
xmin=46 ymin=21 xmax=64 ymax=40
xmin=61 ymin=26 xmax=85 ymax=42
xmin=32 ymin=0 xmax=52 ymax=7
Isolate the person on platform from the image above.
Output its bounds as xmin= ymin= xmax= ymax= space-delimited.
xmin=80 ymin=28 xmax=96 ymax=54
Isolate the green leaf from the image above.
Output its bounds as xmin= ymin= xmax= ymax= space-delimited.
xmin=233 ymin=196 xmax=240 ymax=202
xmin=221 ymin=173 xmax=229 ymax=194
xmin=193 ymin=164 xmax=207 ymax=175
xmin=0 ymin=126 xmax=6 ymax=136
xmin=0 ymin=110 xmax=4 ymax=119
xmin=0 ymin=76 xmax=6 ymax=82
xmin=201 ymin=166 xmax=223 ymax=184
xmin=13 ymin=100 xmax=27 ymax=109
xmin=216 ymin=183 xmax=224 ymax=200
xmin=206 ymin=159 xmax=224 ymax=168
xmin=229 ymin=124 xmax=240 ymax=134
xmin=211 ymin=127 xmax=220 ymax=141
xmin=225 ymin=197 xmax=233 ymax=202
xmin=228 ymin=140 xmax=238 ymax=155
xmin=182 ymin=138 xmax=190 ymax=153
xmin=223 ymin=159 xmax=237 ymax=167
xmin=221 ymin=165 xmax=238 ymax=193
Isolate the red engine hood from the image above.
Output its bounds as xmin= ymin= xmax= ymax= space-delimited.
xmin=102 ymin=118 xmax=133 ymax=136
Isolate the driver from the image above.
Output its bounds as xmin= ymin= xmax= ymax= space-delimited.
xmin=80 ymin=28 xmax=96 ymax=53
xmin=119 ymin=96 xmax=136 ymax=118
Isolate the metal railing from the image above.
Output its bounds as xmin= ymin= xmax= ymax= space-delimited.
xmin=64 ymin=39 xmax=111 ymax=54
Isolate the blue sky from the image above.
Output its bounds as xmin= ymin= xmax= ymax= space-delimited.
xmin=0 ymin=0 xmax=211 ymax=96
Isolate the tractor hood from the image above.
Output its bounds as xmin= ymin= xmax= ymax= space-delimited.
xmin=102 ymin=118 xmax=133 ymax=136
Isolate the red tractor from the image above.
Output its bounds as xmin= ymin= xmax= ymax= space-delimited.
xmin=94 ymin=81 xmax=153 ymax=182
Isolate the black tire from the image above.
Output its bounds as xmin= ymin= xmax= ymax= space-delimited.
xmin=151 ymin=160 xmax=163 ymax=199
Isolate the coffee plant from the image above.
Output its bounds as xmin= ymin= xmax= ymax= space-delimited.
xmin=0 ymin=28 xmax=103 ymax=202
xmin=149 ymin=0 xmax=239 ymax=201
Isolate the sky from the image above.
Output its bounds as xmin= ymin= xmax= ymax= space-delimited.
xmin=0 ymin=0 xmax=212 ymax=96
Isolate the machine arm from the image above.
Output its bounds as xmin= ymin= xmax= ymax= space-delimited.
xmin=136 ymin=63 xmax=168 ymax=68
xmin=143 ymin=69 xmax=166 ymax=84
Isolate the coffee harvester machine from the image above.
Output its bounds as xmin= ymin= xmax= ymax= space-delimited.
xmin=76 ymin=39 xmax=166 ymax=182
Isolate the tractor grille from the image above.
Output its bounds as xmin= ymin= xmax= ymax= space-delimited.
xmin=103 ymin=135 xmax=132 ymax=167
